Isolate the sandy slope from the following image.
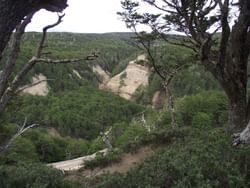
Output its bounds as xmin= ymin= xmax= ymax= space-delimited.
xmin=80 ymin=146 xmax=156 ymax=177
xmin=102 ymin=54 xmax=150 ymax=100
xmin=93 ymin=65 xmax=110 ymax=85
xmin=21 ymin=73 xmax=49 ymax=96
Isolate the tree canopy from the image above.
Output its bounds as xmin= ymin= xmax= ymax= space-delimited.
xmin=120 ymin=0 xmax=250 ymax=144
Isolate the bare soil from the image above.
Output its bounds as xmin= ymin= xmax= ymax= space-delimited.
xmin=65 ymin=145 xmax=163 ymax=182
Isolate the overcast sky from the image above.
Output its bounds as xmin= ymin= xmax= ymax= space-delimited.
xmin=26 ymin=0 xmax=132 ymax=33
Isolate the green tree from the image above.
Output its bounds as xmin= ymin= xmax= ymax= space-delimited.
xmin=119 ymin=0 xmax=250 ymax=144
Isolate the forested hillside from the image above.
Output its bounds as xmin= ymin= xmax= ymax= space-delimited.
xmin=1 ymin=32 xmax=139 ymax=92
xmin=1 ymin=0 xmax=250 ymax=187
xmin=0 ymin=31 xmax=250 ymax=188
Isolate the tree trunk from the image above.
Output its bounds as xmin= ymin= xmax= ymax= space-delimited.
xmin=0 ymin=0 xmax=34 ymax=56
xmin=0 ymin=0 xmax=68 ymax=57
xmin=205 ymin=69 xmax=248 ymax=130
xmin=229 ymin=97 xmax=248 ymax=130
xmin=163 ymin=83 xmax=176 ymax=127
xmin=216 ymin=73 xmax=248 ymax=130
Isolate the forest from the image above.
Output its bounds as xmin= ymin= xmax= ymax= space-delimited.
xmin=0 ymin=0 xmax=250 ymax=188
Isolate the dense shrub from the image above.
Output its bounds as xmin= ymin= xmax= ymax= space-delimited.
xmin=65 ymin=138 xmax=89 ymax=159
xmin=191 ymin=112 xmax=212 ymax=129
xmin=4 ymin=86 xmax=143 ymax=140
xmin=2 ymin=137 xmax=39 ymax=164
xmin=88 ymin=137 xmax=105 ymax=154
xmin=156 ymin=111 xmax=172 ymax=128
xmin=115 ymin=122 xmax=147 ymax=150
xmin=91 ymin=128 xmax=250 ymax=188
xmin=84 ymin=149 xmax=122 ymax=169
xmin=176 ymin=91 xmax=228 ymax=127
xmin=0 ymin=126 xmax=91 ymax=164
xmin=0 ymin=163 xmax=64 ymax=188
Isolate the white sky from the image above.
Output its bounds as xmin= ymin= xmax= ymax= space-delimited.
xmin=26 ymin=0 xmax=132 ymax=33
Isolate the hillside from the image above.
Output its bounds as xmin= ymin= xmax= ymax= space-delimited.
xmin=6 ymin=32 xmax=140 ymax=93
xmin=1 ymin=31 xmax=250 ymax=188
xmin=98 ymin=54 xmax=150 ymax=100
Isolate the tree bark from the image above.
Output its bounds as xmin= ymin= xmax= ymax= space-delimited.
xmin=228 ymin=97 xmax=247 ymax=130
xmin=233 ymin=120 xmax=250 ymax=146
xmin=0 ymin=0 xmax=68 ymax=58
xmin=163 ymin=83 xmax=176 ymax=127
xmin=216 ymin=72 xmax=248 ymax=130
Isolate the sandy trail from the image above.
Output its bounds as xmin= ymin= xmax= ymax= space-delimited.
xmin=47 ymin=149 xmax=108 ymax=171
xmin=81 ymin=146 xmax=156 ymax=177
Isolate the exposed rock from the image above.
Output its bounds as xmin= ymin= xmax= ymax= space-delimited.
xmin=92 ymin=65 xmax=111 ymax=89
xmin=152 ymin=90 xmax=167 ymax=109
xmin=47 ymin=127 xmax=61 ymax=138
xmin=72 ymin=69 xmax=82 ymax=79
xmin=21 ymin=73 xmax=49 ymax=96
xmin=103 ymin=54 xmax=150 ymax=100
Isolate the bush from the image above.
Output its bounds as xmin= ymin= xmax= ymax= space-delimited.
xmin=2 ymin=137 xmax=39 ymax=164
xmin=91 ymin=128 xmax=250 ymax=188
xmin=177 ymin=91 xmax=228 ymax=127
xmin=5 ymin=86 xmax=144 ymax=140
xmin=156 ymin=111 xmax=172 ymax=128
xmin=0 ymin=163 xmax=64 ymax=188
xmin=0 ymin=127 xmax=91 ymax=164
xmin=84 ymin=149 xmax=122 ymax=169
xmin=115 ymin=122 xmax=147 ymax=150
xmin=65 ymin=138 xmax=89 ymax=159
xmin=88 ymin=137 xmax=105 ymax=154
xmin=192 ymin=112 xmax=212 ymax=129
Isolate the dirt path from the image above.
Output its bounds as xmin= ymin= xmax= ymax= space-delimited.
xmin=82 ymin=146 xmax=156 ymax=177
xmin=47 ymin=149 xmax=109 ymax=171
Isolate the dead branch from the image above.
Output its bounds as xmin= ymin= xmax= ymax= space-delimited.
xmin=233 ymin=120 xmax=250 ymax=146
xmin=36 ymin=14 xmax=65 ymax=57
xmin=15 ymin=78 xmax=54 ymax=94
xmin=0 ymin=12 xmax=98 ymax=115
xmin=0 ymin=118 xmax=38 ymax=154
xmin=100 ymin=127 xmax=113 ymax=149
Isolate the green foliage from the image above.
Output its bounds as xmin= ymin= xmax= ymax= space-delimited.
xmin=84 ymin=149 xmax=122 ymax=170
xmin=134 ymin=44 xmax=220 ymax=106
xmin=142 ymin=127 xmax=190 ymax=145
xmin=3 ymin=137 xmax=39 ymax=164
xmin=156 ymin=111 xmax=172 ymax=127
xmin=176 ymin=91 xmax=228 ymax=127
xmin=114 ymin=122 xmax=147 ymax=150
xmin=91 ymin=128 xmax=250 ymax=188
xmin=192 ymin=112 xmax=212 ymax=129
xmin=171 ymin=65 xmax=220 ymax=97
xmin=88 ymin=137 xmax=105 ymax=154
xmin=0 ymin=126 xmax=90 ymax=164
xmin=6 ymin=32 xmax=139 ymax=93
xmin=0 ymin=123 xmax=18 ymax=145
xmin=65 ymin=138 xmax=89 ymax=159
xmin=31 ymin=134 xmax=66 ymax=162
xmin=0 ymin=163 xmax=64 ymax=188
xmin=0 ymin=29 xmax=244 ymax=188
xmin=4 ymin=86 xmax=143 ymax=140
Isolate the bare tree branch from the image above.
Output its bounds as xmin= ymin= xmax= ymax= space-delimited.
xmin=16 ymin=78 xmax=54 ymax=94
xmin=0 ymin=118 xmax=38 ymax=155
xmin=36 ymin=13 xmax=65 ymax=58
xmin=0 ymin=12 xmax=35 ymax=97
xmin=217 ymin=0 xmax=230 ymax=67
xmin=0 ymin=12 xmax=98 ymax=115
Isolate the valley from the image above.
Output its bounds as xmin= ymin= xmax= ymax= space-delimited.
xmin=0 ymin=31 xmax=249 ymax=188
